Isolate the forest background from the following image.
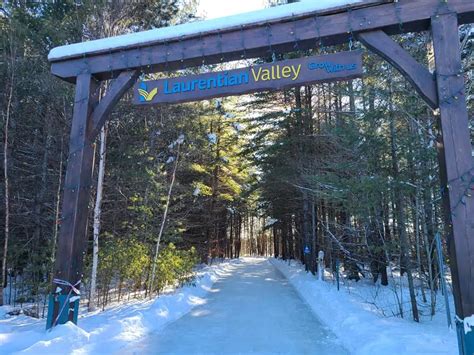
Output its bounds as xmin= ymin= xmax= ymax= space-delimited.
xmin=0 ymin=0 xmax=472 ymax=323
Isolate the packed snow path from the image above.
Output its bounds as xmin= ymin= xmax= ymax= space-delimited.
xmin=125 ymin=258 xmax=348 ymax=354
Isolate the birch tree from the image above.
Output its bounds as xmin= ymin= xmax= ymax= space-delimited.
xmin=149 ymin=135 xmax=184 ymax=294
xmin=89 ymin=125 xmax=107 ymax=311
xmin=1 ymin=28 xmax=15 ymax=306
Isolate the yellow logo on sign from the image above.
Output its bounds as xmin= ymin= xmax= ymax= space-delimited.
xmin=138 ymin=82 xmax=158 ymax=102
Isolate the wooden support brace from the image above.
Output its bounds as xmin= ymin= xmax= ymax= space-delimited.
xmin=357 ymin=30 xmax=439 ymax=109
xmin=90 ymin=70 xmax=139 ymax=140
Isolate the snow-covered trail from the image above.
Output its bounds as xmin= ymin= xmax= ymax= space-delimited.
xmin=124 ymin=257 xmax=348 ymax=354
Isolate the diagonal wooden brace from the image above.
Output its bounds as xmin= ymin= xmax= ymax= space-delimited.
xmin=357 ymin=30 xmax=439 ymax=109
xmin=90 ymin=70 xmax=139 ymax=141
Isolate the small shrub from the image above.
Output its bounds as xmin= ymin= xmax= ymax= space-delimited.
xmin=153 ymin=243 xmax=199 ymax=293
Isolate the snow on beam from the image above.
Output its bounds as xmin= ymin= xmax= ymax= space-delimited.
xmin=48 ymin=0 xmax=391 ymax=62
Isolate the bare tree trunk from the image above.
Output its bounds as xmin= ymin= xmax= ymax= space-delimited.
xmin=302 ymin=191 xmax=310 ymax=271
xmin=50 ymin=134 xmax=64 ymax=283
xmin=414 ymin=191 xmax=427 ymax=303
xmin=89 ymin=125 xmax=107 ymax=311
xmin=389 ymin=82 xmax=419 ymax=322
xmin=149 ymin=141 xmax=181 ymax=295
xmin=311 ymin=198 xmax=317 ymax=274
xmin=1 ymin=68 xmax=14 ymax=306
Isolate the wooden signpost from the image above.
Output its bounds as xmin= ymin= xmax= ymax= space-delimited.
xmin=133 ymin=52 xmax=363 ymax=105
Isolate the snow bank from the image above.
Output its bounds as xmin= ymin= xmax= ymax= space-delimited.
xmin=0 ymin=260 xmax=241 ymax=354
xmin=270 ymin=258 xmax=457 ymax=355
xmin=48 ymin=0 xmax=363 ymax=61
xmin=2 ymin=258 xmax=456 ymax=354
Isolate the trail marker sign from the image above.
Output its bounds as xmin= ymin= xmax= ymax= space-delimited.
xmin=133 ymin=51 xmax=363 ymax=105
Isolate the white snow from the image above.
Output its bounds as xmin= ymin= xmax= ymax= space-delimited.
xmin=232 ymin=122 xmax=244 ymax=132
xmin=270 ymin=258 xmax=458 ymax=355
xmin=169 ymin=134 xmax=185 ymax=149
xmin=176 ymin=134 xmax=185 ymax=145
xmin=0 ymin=261 xmax=239 ymax=354
xmin=1 ymin=257 xmax=457 ymax=354
xmin=265 ymin=217 xmax=279 ymax=227
xmin=48 ymin=0 xmax=363 ymax=61
xmin=207 ymin=133 xmax=217 ymax=144
xmin=463 ymin=315 xmax=474 ymax=335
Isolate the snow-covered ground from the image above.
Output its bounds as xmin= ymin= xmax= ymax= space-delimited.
xmin=270 ymin=258 xmax=457 ymax=355
xmin=0 ymin=260 xmax=240 ymax=354
xmin=0 ymin=257 xmax=458 ymax=354
xmin=125 ymin=257 xmax=348 ymax=354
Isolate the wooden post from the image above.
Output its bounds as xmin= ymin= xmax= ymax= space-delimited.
xmin=46 ymin=73 xmax=99 ymax=329
xmin=45 ymin=70 xmax=137 ymax=329
xmin=431 ymin=12 xmax=474 ymax=354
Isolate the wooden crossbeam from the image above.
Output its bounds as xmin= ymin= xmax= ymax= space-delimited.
xmin=48 ymin=0 xmax=395 ymax=62
xmin=48 ymin=0 xmax=393 ymax=63
xmin=49 ymin=0 xmax=474 ymax=82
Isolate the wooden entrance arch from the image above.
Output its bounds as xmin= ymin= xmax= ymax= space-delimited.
xmin=47 ymin=0 xmax=474 ymax=352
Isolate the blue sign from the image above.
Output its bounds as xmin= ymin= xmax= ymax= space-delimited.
xmin=133 ymin=51 xmax=363 ymax=105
